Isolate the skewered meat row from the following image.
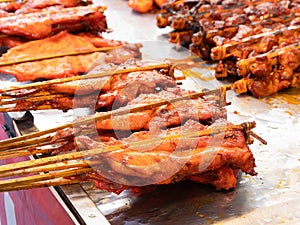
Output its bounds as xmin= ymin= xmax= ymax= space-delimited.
xmin=211 ymin=25 xmax=300 ymax=62
xmin=0 ymin=118 xmax=260 ymax=193
xmin=232 ymin=44 xmax=300 ymax=97
xmin=70 ymin=119 xmax=256 ymax=193
xmin=212 ymin=24 xmax=300 ymax=96
xmin=158 ymin=0 xmax=300 ymax=58
xmin=157 ymin=0 xmax=300 ymax=96
xmin=0 ymin=4 xmax=107 ymax=40
xmin=214 ymin=25 xmax=300 ymax=78
xmin=0 ymin=63 xmax=177 ymax=111
xmin=0 ymin=79 xmax=264 ymax=193
xmin=0 ymin=31 xmax=141 ymax=81
xmin=49 ymin=86 xmax=227 ymax=145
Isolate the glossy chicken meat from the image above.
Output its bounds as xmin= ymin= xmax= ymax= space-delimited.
xmin=128 ymin=0 xmax=168 ymax=13
xmin=156 ymin=0 xmax=300 ymax=96
xmin=0 ymin=0 xmax=90 ymax=13
xmin=94 ymin=87 xmax=226 ymax=130
xmin=0 ymin=5 xmax=107 ymax=39
xmin=3 ymin=67 xmax=175 ymax=111
xmin=233 ymin=46 xmax=300 ymax=97
xmin=72 ymin=119 xmax=256 ymax=193
xmin=0 ymin=31 xmax=141 ymax=81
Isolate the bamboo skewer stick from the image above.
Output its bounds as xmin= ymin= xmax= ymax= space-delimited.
xmin=0 ymin=62 xmax=170 ymax=94
xmin=0 ymin=135 xmax=54 ymax=151
xmin=0 ymin=105 xmax=54 ymax=112
xmin=0 ymin=138 xmax=69 ymax=153
xmin=0 ymin=167 xmax=92 ymax=190
xmin=0 ymin=46 xmax=120 ymax=66
xmin=0 ymin=139 xmax=73 ymax=160
xmin=0 ymin=149 xmax=52 ymax=161
xmin=0 ymin=149 xmax=101 ymax=174
xmin=0 ymin=178 xmax=83 ymax=192
xmin=0 ymin=87 xmax=225 ymax=150
xmin=0 ymin=160 xmax=91 ymax=178
xmin=0 ymin=90 xmax=53 ymax=99
xmin=0 ymin=94 xmax=68 ymax=106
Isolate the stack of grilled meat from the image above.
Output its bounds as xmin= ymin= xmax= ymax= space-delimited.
xmin=157 ymin=0 xmax=300 ymax=97
xmin=0 ymin=60 xmax=263 ymax=194
xmin=0 ymin=0 xmax=106 ymax=47
xmin=0 ymin=0 xmax=143 ymax=84
xmin=0 ymin=0 xmax=264 ymax=195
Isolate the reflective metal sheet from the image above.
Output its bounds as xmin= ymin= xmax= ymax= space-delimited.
xmin=7 ymin=0 xmax=300 ymax=224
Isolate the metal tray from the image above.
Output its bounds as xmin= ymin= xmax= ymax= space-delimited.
xmin=7 ymin=0 xmax=300 ymax=224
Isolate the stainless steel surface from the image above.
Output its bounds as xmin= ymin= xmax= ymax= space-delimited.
xmin=92 ymin=1 xmax=300 ymax=224
xmin=59 ymin=184 xmax=110 ymax=225
xmin=6 ymin=0 xmax=300 ymax=224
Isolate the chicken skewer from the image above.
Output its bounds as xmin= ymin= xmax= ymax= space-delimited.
xmin=0 ymin=46 xmax=120 ymax=66
xmin=237 ymin=43 xmax=300 ymax=76
xmin=0 ymin=61 xmax=173 ymax=111
xmin=211 ymin=25 xmax=300 ymax=61
xmin=0 ymin=5 xmax=108 ymax=39
xmin=0 ymin=119 xmax=265 ymax=192
xmin=0 ymin=31 xmax=142 ymax=81
xmin=0 ymin=61 xmax=169 ymax=94
xmin=233 ymin=43 xmax=300 ymax=97
xmin=158 ymin=0 xmax=300 ymax=57
xmin=0 ymin=86 xmax=229 ymax=152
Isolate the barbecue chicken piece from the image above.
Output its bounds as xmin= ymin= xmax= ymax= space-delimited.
xmin=128 ymin=0 xmax=168 ymax=13
xmin=49 ymin=87 xmax=227 ymax=147
xmin=83 ymin=166 xmax=239 ymax=194
xmin=0 ymin=5 xmax=107 ymax=39
xmin=71 ymin=119 xmax=256 ymax=193
xmin=232 ymin=45 xmax=300 ymax=97
xmin=94 ymin=87 xmax=226 ymax=131
xmin=0 ymin=31 xmax=141 ymax=81
xmin=0 ymin=0 xmax=91 ymax=13
xmin=7 ymin=69 xmax=177 ymax=111
xmin=19 ymin=0 xmax=92 ymax=9
xmin=213 ymin=25 xmax=300 ymax=79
